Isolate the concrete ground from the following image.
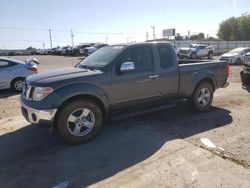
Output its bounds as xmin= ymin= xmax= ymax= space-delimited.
xmin=0 ymin=55 xmax=249 ymax=188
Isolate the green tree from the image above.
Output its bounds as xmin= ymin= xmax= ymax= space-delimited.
xmin=175 ymin=33 xmax=183 ymax=40
xmin=217 ymin=14 xmax=250 ymax=40
xmin=190 ymin=32 xmax=205 ymax=40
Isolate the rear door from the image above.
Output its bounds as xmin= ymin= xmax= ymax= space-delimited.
xmin=112 ymin=45 xmax=160 ymax=109
xmin=0 ymin=60 xmax=17 ymax=89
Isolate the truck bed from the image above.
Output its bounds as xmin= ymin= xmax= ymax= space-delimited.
xmin=177 ymin=60 xmax=228 ymax=97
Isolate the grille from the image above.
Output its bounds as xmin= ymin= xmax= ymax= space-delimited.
xmin=179 ymin=50 xmax=189 ymax=54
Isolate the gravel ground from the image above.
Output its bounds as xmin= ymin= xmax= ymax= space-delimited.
xmin=0 ymin=55 xmax=249 ymax=188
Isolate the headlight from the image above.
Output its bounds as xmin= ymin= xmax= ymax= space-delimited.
xmin=33 ymin=87 xmax=54 ymax=101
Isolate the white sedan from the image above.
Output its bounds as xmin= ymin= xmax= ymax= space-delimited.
xmin=0 ymin=57 xmax=38 ymax=91
xmin=220 ymin=47 xmax=250 ymax=65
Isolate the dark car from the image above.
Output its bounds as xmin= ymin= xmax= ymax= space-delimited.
xmin=240 ymin=52 xmax=250 ymax=85
xmin=20 ymin=42 xmax=229 ymax=144
xmin=69 ymin=44 xmax=92 ymax=56
xmin=83 ymin=43 xmax=108 ymax=56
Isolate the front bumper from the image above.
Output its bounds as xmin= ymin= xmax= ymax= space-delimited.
xmin=20 ymin=97 xmax=57 ymax=126
xmin=178 ymin=52 xmax=191 ymax=58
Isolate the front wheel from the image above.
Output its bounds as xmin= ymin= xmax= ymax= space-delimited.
xmin=56 ymin=99 xmax=103 ymax=144
xmin=11 ymin=78 xmax=24 ymax=92
xmin=208 ymin=52 xmax=213 ymax=59
xmin=240 ymin=71 xmax=250 ymax=85
xmin=190 ymin=82 xmax=214 ymax=112
xmin=191 ymin=52 xmax=197 ymax=59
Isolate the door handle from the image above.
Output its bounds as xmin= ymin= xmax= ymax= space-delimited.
xmin=149 ymin=74 xmax=159 ymax=79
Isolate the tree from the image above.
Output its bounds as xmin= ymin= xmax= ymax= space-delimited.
xmin=26 ymin=46 xmax=36 ymax=51
xmin=175 ymin=33 xmax=183 ymax=40
xmin=190 ymin=32 xmax=205 ymax=40
xmin=217 ymin=14 xmax=250 ymax=40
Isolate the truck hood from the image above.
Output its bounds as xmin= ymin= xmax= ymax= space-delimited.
xmin=221 ymin=53 xmax=239 ymax=58
xmin=179 ymin=47 xmax=196 ymax=51
xmin=26 ymin=67 xmax=102 ymax=86
xmin=179 ymin=47 xmax=191 ymax=51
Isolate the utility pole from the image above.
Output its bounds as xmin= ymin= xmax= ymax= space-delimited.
xmin=43 ymin=42 xmax=45 ymax=49
xmin=49 ymin=29 xmax=53 ymax=49
xmin=146 ymin=32 xmax=149 ymax=41
xmin=71 ymin=29 xmax=74 ymax=47
xmin=105 ymin=37 xmax=108 ymax=44
xmin=151 ymin=26 xmax=155 ymax=40
xmin=188 ymin=30 xmax=190 ymax=40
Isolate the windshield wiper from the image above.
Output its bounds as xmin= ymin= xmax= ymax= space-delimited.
xmin=77 ymin=64 xmax=98 ymax=71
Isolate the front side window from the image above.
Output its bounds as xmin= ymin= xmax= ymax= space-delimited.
xmin=120 ymin=46 xmax=153 ymax=72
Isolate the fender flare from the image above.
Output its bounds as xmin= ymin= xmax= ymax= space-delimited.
xmin=55 ymin=83 xmax=112 ymax=115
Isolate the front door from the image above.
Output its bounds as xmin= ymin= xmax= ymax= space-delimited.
xmin=112 ymin=45 xmax=160 ymax=109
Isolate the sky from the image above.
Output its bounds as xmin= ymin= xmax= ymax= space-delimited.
xmin=0 ymin=0 xmax=249 ymax=49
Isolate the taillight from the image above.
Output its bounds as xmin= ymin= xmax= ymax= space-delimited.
xmin=226 ymin=63 xmax=229 ymax=78
xmin=27 ymin=67 xmax=38 ymax=73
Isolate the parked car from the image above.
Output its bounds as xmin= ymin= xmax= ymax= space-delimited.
xmin=0 ymin=57 xmax=38 ymax=91
xmin=178 ymin=44 xmax=214 ymax=59
xmin=82 ymin=43 xmax=108 ymax=56
xmin=69 ymin=44 xmax=92 ymax=56
xmin=60 ymin=46 xmax=72 ymax=56
xmin=36 ymin=49 xmax=48 ymax=55
xmin=20 ymin=42 xmax=229 ymax=144
xmin=240 ymin=52 xmax=250 ymax=85
xmin=220 ymin=47 xmax=250 ymax=65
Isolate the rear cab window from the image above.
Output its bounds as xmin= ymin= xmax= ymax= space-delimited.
xmin=157 ymin=44 xmax=173 ymax=69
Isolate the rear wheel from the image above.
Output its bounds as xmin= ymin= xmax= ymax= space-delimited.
xmin=190 ymin=82 xmax=214 ymax=112
xmin=56 ymin=99 xmax=103 ymax=144
xmin=11 ymin=78 xmax=24 ymax=92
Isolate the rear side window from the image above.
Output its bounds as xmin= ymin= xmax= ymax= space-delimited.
xmin=157 ymin=45 xmax=172 ymax=69
xmin=199 ymin=46 xmax=206 ymax=49
xmin=121 ymin=46 xmax=153 ymax=71
xmin=0 ymin=60 xmax=16 ymax=68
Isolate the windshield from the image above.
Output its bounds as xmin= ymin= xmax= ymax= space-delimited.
xmin=189 ymin=44 xmax=198 ymax=48
xmin=228 ymin=48 xmax=245 ymax=54
xmin=79 ymin=45 xmax=125 ymax=69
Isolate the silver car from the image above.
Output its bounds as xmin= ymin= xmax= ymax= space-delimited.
xmin=0 ymin=57 xmax=38 ymax=91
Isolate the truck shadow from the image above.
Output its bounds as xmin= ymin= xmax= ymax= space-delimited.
xmin=0 ymin=102 xmax=232 ymax=188
xmin=0 ymin=89 xmax=20 ymax=98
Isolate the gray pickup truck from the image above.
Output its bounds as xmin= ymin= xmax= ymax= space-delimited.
xmin=20 ymin=42 xmax=229 ymax=144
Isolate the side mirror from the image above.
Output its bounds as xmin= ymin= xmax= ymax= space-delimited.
xmin=120 ymin=62 xmax=135 ymax=72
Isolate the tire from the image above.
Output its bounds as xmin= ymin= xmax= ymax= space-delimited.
xmin=11 ymin=78 xmax=24 ymax=92
xmin=56 ymin=99 xmax=103 ymax=144
xmin=208 ymin=52 xmax=213 ymax=59
xmin=191 ymin=52 xmax=197 ymax=59
xmin=240 ymin=70 xmax=250 ymax=85
xmin=190 ymin=82 xmax=214 ymax=112
xmin=235 ymin=58 xmax=242 ymax=65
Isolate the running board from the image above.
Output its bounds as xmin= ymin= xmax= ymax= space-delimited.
xmin=111 ymin=102 xmax=176 ymax=121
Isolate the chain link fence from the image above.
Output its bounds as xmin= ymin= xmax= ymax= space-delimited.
xmin=172 ymin=40 xmax=250 ymax=55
